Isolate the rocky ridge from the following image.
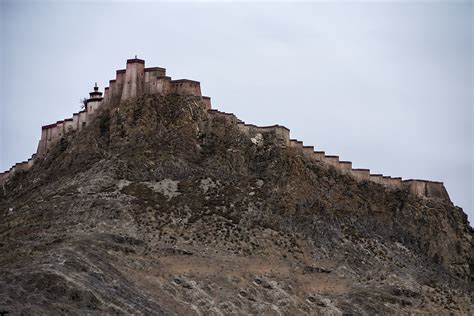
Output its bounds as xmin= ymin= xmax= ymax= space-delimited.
xmin=0 ymin=94 xmax=472 ymax=314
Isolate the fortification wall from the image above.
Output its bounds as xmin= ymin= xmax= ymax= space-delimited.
xmin=303 ymin=146 xmax=314 ymax=159
xmin=102 ymin=87 xmax=110 ymax=104
xmin=402 ymin=180 xmax=450 ymax=200
xmin=0 ymin=58 xmax=450 ymax=202
xmin=202 ymin=96 xmax=212 ymax=110
xmin=171 ymin=79 xmax=202 ymax=96
xmin=313 ymin=151 xmax=325 ymax=161
xmin=370 ymin=174 xmax=384 ymax=185
xmin=339 ymin=161 xmax=352 ymax=175
xmin=145 ymin=67 xmax=166 ymax=79
xmin=325 ymin=155 xmax=340 ymax=168
xmin=208 ymin=109 xmax=240 ymax=124
xmin=351 ymin=169 xmax=371 ymax=181
xmin=233 ymin=119 xmax=289 ymax=147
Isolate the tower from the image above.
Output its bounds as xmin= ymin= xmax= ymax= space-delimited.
xmin=85 ymin=83 xmax=103 ymax=115
xmin=121 ymin=58 xmax=145 ymax=102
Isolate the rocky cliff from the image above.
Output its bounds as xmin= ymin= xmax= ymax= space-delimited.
xmin=0 ymin=94 xmax=472 ymax=315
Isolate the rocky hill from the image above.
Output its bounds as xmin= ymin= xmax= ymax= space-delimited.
xmin=0 ymin=94 xmax=472 ymax=315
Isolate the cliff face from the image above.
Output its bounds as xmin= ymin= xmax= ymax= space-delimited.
xmin=0 ymin=95 xmax=472 ymax=315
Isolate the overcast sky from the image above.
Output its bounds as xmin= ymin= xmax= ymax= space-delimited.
xmin=1 ymin=1 xmax=472 ymax=222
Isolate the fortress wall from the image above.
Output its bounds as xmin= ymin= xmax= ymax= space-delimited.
xmin=426 ymin=181 xmax=450 ymax=200
xmin=242 ymin=123 xmax=257 ymax=135
xmin=380 ymin=176 xmax=402 ymax=190
xmin=146 ymin=76 xmax=172 ymax=95
xmin=390 ymin=177 xmax=402 ymax=189
xmin=113 ymin=71 xmax=125 ymax=104
xmin=237 ymin=122 xmax=250 ymax=136
xmin=64 ymin=119 xmax=74 ymax=133
xmin=109 ymin=79 xmax=117 ymax=102
xmin=370 ymin=174 xmax=384 ymax=185
xmin=36 ymin=139 xmax=46 ymax=156
xmin=27 ymin=155 xmax=36 ymax=168
xmin=381 ymin=176 xmax=392 ymax=188
xmin=253 ymin=125 xmax=290 ymax=146
xmin=402 ymin=180 xmax=426 ymax=196
xmin=202 ymin=96 xmax=212 ymax=110
xmin=145 ymin=67 xmax=166 ymax=79
xmin=78 ymin=111 xmax=87 ymax=131
xmin=171 ymin=79 xmax=202 ymax=96
xmin=324 ymin=155 xmax=339 ymax=168
xmin=72 ymin=113 xmax=80 ymax=131
xmin=339 ymin=161 xmax=352 ymax=174
xmin=274 ymin=126 xmax=290 ymax=146
xmin=289 ymin=139 xmax=304 ymax=150
xmin=0 ymin=172 xmax=8 ymax=184
xmin=2 ymin=59 xmax=451 ymax=202
xmin=144 ymin=75 xmax=157 ymax=94
xmin=0 ymin=154 xmax=36 ymax=184
xmin=102 ymin=87 xmax=110 ymax=104
xmin=402 ymin=180 xmax=449 ymax=199
xmin=303 ymin=146 xmax=314 ymax=159
xmin=208 ymin=109 xmax=240 ymax=124
xmin=351 ymin=169 xmax=370 ymax=181
xmin=56 ymin=121 xmax=65 ymax=138
xmin=49 ymin=123 xmax=59 ymax=141
xmin=159 ymin=76 xmax=172 ymax=94
xmin=121 ymin=59 xmax=145 ymax=102
xmin=313 ymin=151 xmax=325 ymax=161
xmin=15 ymin=162 xmax=29 ymax=172
xmin=289 ymin=139 xmax=298 ymax=148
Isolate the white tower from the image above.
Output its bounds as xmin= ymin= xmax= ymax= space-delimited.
xmin=85 ymin=83 xmax=103 ymax=115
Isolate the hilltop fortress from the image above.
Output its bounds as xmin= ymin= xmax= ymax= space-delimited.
xmin=0 ymin=58 xmax=450 ymax=200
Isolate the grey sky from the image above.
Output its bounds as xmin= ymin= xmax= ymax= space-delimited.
xmin=1 ymin=1 xmax=472 ymax=222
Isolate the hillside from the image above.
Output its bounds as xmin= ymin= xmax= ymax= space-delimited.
xmin=0 ymin=92 xmax=472 ymax=315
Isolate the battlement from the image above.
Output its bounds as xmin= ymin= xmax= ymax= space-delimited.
xmin=0 ymin=58 xmax=451 ymax=202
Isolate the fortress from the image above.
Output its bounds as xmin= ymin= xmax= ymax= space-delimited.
xmin=0 ymin=58 xmax=450 ymax=200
